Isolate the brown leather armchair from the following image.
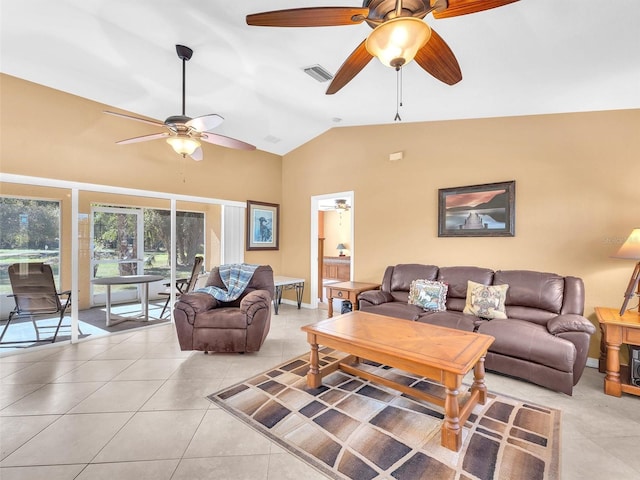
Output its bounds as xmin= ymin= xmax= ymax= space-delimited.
xmin=173 ymin=265 xmax=274 ymax=353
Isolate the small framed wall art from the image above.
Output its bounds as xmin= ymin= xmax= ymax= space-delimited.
xmin=438 ymin=181 xmax=515 ymax=237
xmin=246 ymin=200 xmax=279 ymax=250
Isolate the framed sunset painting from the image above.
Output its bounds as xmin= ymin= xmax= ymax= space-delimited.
xmin=438 ymin=181 xmax=515 ymax=237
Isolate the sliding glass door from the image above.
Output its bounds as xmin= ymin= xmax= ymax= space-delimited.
xmin=91 ymin=206 xmax=144 ymax=305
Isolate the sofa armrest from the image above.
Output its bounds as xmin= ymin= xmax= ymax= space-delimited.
xmin=175 ymin=292 xmax=220 ymax=314
xmin=547 ymin=314 xmax=596 ymax=335
xmin=241 ymin=290 xmax=272 ymax=324
xmin=358 ymin=290 xmax=394 ymax=307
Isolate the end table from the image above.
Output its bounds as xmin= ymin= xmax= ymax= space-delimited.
xmin=595 ymin=306 xmax=640 ymax=397
xmin=326 ymin=281 xmax=380 ymax=318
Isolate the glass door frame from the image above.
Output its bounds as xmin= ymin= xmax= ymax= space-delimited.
xmin=90 ymin=205 xmax=144 ymax=306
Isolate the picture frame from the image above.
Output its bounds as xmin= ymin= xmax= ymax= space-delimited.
xmin=438 ymin=181 xmax=515 ymax=237
xmin=246 ymin=200 xmax=279 ymax=250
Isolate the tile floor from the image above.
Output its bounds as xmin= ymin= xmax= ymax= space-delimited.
xmin=0 ymin=304 xmax=639 ymax=480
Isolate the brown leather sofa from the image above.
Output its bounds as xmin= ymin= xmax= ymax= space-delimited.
xmin=173 ymin=265 xmax=274 ymax=353
xmin=358 ymin=264 xmax=596 ymax=395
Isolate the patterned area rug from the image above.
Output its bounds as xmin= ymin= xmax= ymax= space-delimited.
xmin=208 ymin=349 xmax=561 ymax=480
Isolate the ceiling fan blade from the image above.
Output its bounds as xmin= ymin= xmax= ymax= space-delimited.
xmin=104 ymin=110 xmax=166 ymax=128
xmin=115 ymin=132 xmax=169 ymax=145
xmin=326 ymin=39 xmax=373 ymax=95
xmin=190 ymin=147 xmax=203 ymax=161
xmin=414 ymin=29 xmax=462 ymax=85
xmin=247 ymin=7 xmax=369 ymax=27
xmin=433 ymin=0 xmax=519 ymax=19
xmin=200 ymin=132 xmax=256 ymax=151
xmin=186 ymin=114 xmax=224 ymax=132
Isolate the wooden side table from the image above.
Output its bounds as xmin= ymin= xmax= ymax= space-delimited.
xmin=326 ymin=281 xmax=380 ymax=318
xmin=595 ymin=306 xmax=640 ymax=397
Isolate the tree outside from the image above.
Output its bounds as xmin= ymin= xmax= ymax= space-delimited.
xmin=1 ymin=199 xmax=205 ymax=294
xmin=0 ymin=198 xmax=61 ymax=293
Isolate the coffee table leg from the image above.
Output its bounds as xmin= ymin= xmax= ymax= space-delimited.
xmin=442 ymin=379 xmax=462 ymax=451
xmin=307 ymin=338 xmax=322 ymax=388
xmin=472 ymin=355 xmax=488 ymax=404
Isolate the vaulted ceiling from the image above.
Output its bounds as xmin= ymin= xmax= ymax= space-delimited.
xmin=2 ymin=0 xmax=639 ymax=155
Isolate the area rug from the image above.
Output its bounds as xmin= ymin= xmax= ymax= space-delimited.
xmin=208 ymin=348 xmax=561 ymax=480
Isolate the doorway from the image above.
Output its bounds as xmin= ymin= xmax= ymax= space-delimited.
xmin=310 ymin=191 xmax=354 ymax=309
xmin=91 ymin=206 xmax=144 ymax=305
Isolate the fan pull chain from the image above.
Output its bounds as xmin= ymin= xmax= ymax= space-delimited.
xmin=394 ymin=66 xmax=403 ymax=122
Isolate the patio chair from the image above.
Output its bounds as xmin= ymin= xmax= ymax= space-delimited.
xmin=159 ymin=255 xmax=205 ymax=318
xmin=1 ymin=263 xmax=72 ymax=345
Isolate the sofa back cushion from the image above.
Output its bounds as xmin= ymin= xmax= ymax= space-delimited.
xmin=384 ymin=264 xmax=439 ymax=302
xmin=206 ymin=265 xmax=274 ymax=306
xmin=437 ymin=266 xmax=494 ymax=312
xmin=494 ymin=270 xmax=564 ymax=324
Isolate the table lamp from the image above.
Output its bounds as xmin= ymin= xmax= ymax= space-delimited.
xmin=336 ymin=243 xmax=347 ymax=257
xmin=613 ymin=228 xmax=640 ymax=315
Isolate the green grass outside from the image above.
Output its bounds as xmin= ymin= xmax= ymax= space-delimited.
xmin=0 ymin=250 xmax=195 ymax=294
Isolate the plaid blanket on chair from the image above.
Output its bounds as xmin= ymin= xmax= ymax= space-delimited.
xmin=195 ymin=263 xmax=259 ymax=302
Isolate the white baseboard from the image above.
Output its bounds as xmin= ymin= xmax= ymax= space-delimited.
xmin=276 ymin=298 xmax=312 ymax=310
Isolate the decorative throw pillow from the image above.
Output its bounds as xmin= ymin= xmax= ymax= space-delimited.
xmin=463 ymin=280 xmax=509 ymax=319
xmin=408 ymin=280 xmax=448 ymax=312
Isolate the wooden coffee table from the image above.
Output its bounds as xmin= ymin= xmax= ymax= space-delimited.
xmin=301 ymin=311 xmax=495 ymax=451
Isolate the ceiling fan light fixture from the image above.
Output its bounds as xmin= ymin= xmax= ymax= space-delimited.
xmin=365 ymin=17 xmax=431 ymax=68
xmin=166 ymin=136 xmax=201 ymax=156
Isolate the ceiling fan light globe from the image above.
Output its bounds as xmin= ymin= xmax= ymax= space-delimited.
xmin=365 ymin=17 xmax=431 ymax=68
xmin=166 ymin=136 xmax=201 ymax=156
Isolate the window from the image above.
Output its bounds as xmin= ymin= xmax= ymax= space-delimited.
xmin=0 ymin=196 xmax=61 ymax=294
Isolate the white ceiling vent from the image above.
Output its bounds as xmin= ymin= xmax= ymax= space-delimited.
xmin=303 ymin=64 xmax=334 ymax=83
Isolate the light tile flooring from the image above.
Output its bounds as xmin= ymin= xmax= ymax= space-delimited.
xmin=0 ymin=304 xmax=639 ymax=480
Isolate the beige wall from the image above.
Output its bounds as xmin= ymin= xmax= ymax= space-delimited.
xmin=324 ymin=209 xmax=352 ymax=257
xmin=282 ymin=110 xmax=640 ymax=358
xmin=2 ymin=74 xmax=639 ymax=359
xmin=0 ymin=74 xmax=284 ymax=295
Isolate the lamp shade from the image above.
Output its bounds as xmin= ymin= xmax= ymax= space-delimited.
xmin=336 ymin=243 xmax=347 ymax=250
xmin=166 ymin=136 xmax=201 ymax=156
xmin=365 ymin=17 xmax=431 ymax=69
xmin=612 ymin=229 xmax=640 ymax=260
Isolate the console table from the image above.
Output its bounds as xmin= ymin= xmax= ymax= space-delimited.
xmin=273 ymin=276 xmax=305 ymax=315
xmin=326 ymin=281 xmax=380 ymax=318
xmin=595 ymin=306 xmax=640 ymax=397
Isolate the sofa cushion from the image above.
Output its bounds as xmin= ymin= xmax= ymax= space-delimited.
xmin=408 ymin=280 xmax=448 ymax=311
xmin=477 ymin=318 xmax=576 ymax=373
xmin=389 ymin=264 xmax=439 ymax=292
xmin=463 ymin=281 xmax=509 ymax=319
xmin=437 ymin=266 xmax=494 ymax=301
xmin=494 ymin=270 xmax=564 ymax=314
xmin=360 ymin=302 xmax=424 ymax=321
xmin=417 ymin=310 xmax=477 ymax=332
xmin=205 ymin=265 xmax=275 ymax=304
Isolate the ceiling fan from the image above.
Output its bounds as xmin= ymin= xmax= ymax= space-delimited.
xmin=334 ymin=199 xmax=351 ymax=210
xmin=105 ymin=45 xmax=255 ymax=161
xmin=246 ymin=0 xmax=519 ymax=94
